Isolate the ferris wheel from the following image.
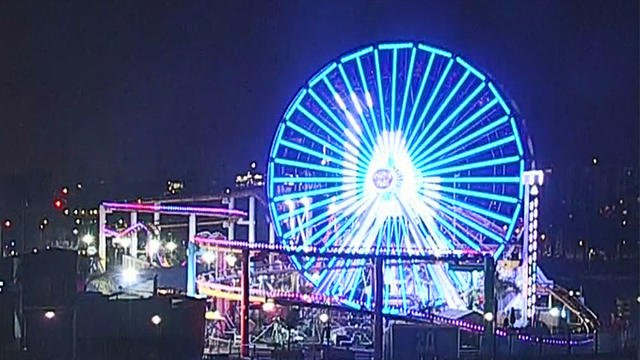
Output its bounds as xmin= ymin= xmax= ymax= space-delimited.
xmin=267 ymin=42 xmax=527 ymax=313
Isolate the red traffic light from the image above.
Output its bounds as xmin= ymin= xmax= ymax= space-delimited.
xmin=54 ymin=199 xmax=63 ymax=209
xmin=2 ymin=219 xmax=11 ymax=228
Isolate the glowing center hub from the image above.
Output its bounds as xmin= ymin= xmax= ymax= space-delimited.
xmin=372 ymin=168 xmax=394 ymax=189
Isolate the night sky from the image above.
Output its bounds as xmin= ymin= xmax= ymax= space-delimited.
xmin=1 ymin=1 xmax=638 ymax=197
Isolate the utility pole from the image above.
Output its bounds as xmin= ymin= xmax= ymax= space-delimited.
xmin=240 ymin=248 xmax=250 ymax=358
xmin=373 ymin=257 xmax=384 ymax=360
xmin=482 ymin=255 xmax=496 ymax=359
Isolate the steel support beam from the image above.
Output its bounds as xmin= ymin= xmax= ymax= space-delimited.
xmin=98 ymin=205 xmax=106 ymax=271
xmin=373 ymin=257 xmax=384 ymax=360
xmin=187 ymin=214 xmax=196 ymax=296
xmin=483 ymin=255 xmax=496 ymax=359
xmin=129 ymin=211 xmax=138 ymax=256
xmin=240 ymin=248 xmax=250 ymax=357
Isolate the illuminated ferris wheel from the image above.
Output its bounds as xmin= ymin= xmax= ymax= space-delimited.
xmin=267 ymin=42 xmax=526 ymax=313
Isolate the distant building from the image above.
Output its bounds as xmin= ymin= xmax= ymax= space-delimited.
xmin=540 ymin=165 xmax=638 ymax=260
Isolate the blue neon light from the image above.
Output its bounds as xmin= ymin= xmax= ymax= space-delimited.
xmin=488 ymin=82 xmax=511 ymax=115
xmin=417 ymin=43 xmax=452 ymax=58
xmin=267 ymin=41 xmax=527 ymax=313
xmin=340 ymin=46 xmax=374 ymax=63
xmin=455 ymin=56 xmax=486 ymax=81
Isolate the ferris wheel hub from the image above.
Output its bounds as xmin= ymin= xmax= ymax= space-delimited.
xmin=372 ymin=168 xmax=394 ymax=189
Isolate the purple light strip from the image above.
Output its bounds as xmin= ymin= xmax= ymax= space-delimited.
xmin=103 ymin=228 xmax=119 ymax=237
xmin=103 ymin=222 xmax=150 ymax=238
xmin=193 ymin=236 xmax=488 ymax=259
xmin=102 ymin=202 xmax=247 ymax=217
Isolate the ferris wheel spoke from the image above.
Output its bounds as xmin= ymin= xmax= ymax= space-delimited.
xmin=403 ymin=196 xmax=455 ymax=251
xmin=397 ymin=47 xmax=416 ymax=132
xmin=393 ymin=195 xmax=440 ymax=252
xmin=416 ymin=111 xmax=506 ymax=166
xmin=340 ymin=262 xmax=361 ymax=299
xmin=285 ymin=121 xmax=345 ymax=157
xmin=307 ymin=88 xmax=347 ymax=132
xmin=280 ymin=190 xmax=359 ymax=236
xmin=339 ymin=197 xmax=385 ymax=253
xmin=316 ymin=258 xmax=342 ymax=294
xmin=318 ymin=197 xmax=380 ymax=254
xmin=424 ymin=188 xmax=512 ymax=224
xmin=287 ymin=188 xmax=361 ymax=224
xmin=373 ymin=49 xmax=387 ymax=133
xmin=323 ymin=79 xmax=366 ymax=137
xmin=429 ymin=197 xmax=505 ymax=243
xmin=319 ymin=211 xmax=360 ymax=252
xmin=302 ymin=193 xmax=375 ymax=249
xmin=421 ymin=155 xmax=520 ymax=177
xmin=406 ymin=58 xmax=454 ymax=150
xmin=319 ymin=258 xmax=352 ymax=296
xmin=271 ymin=176 xmax=347 ymax=184
xmin=410 ymin=81 xmax=485 ymax=160
xmin=330 ymin=258 xmax=352 ymax=296
xmin=336 ymin=64 xmax=377 ymax=155
xmin=427 ymin=264 xmax=465 ymax=309
xmin=426 ymin=176 xmax=520 ymax=184
xmin=278 ymin=139 xmax=360 ymax=172
xmin=488 ymin=82 xmax=511 ymax=115
xmin=273 ymin=183 xmax=356 ymax=202
xmin=411 ymin=263 xmax=428 ymax=305
xmin=402 ymin=216 xmax=431 ymax=255
xmin=347 ymin=262 xmax=364 ymax=301
xmin=296 ymin=105 xmax=353 ymax=150
xmin=403 ymin=52 xmax=434 ymax=136
xmin=314 ymin=257 xmax=336 ymax=287
xmin=422 ymin=182 xmax=518 ymax=204
xmin=394 ymin=260 xmax=409 ymax=311
xmin=355 ymin=57 xmax=381 ymax=139
xmin=407 ymin=69 xmax=471 ymax=157
xmin=389 ymin=48 xmax=399 ymax=130
xmin=273 ymin=158 xmax=346 ymax=175
xmin=361 ymin=214 xmax=389 ymax=254
xmin=416 ymin=135 xmax=516 ymax=172
xmin=423 ymin=215 xmax=458 ymax=252
xmin=430 ymin=210 xmax=481 ymax=251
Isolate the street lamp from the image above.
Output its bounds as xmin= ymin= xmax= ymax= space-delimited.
xmin=44 ymin=311 xmax=56 ymax=320
xmin=150 ymin=314 xmax=162 ymax=326
xmin=82 ymin=234 xmax=94 ymax=245
xmin=165 ymin=241 xmax=177 ymax=252
xmin=483 ymin=312 xmax=494 ymax=322
xmin=319 ymin=313 xmax=329 ymax=323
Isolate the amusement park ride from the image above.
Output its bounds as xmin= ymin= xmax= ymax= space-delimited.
xmin=93 ymin=41 xmax=598 ymax=357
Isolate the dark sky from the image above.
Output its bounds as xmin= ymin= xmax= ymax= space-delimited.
xmin=1 ymin=0 xmax=638 ymax=196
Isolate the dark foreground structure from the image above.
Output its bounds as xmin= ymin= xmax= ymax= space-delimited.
xmin=1 ymin=249 xmax=206 ymax=360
